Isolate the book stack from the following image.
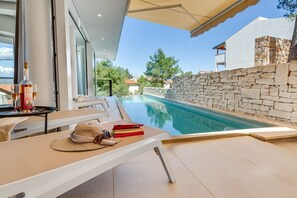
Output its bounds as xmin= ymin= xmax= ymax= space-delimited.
xmin=112 ymin=124 xmax=144 ymax=138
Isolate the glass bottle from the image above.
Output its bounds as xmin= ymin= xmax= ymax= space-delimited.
xmin=19 ymin=62 xmax=33 ymax=112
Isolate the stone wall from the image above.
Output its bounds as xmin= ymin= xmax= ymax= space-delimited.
xmin=255 ymin=36 xmax=291 ymax=66
xmin=143 ymin=61 xmax=297 ymax=123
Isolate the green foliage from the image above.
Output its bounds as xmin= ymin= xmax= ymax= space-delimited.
xmin=179 ymin=71 xmax=193 ymax=77
xmin=96 ymin=60 xmax=131 ymax=96
xmin=135 ymin=75 xmax=152 ymax=95
xmin=277 ymin=0 xmax=297 ymax=18
xmin=145 ymin=48 xmax=182 ymax=86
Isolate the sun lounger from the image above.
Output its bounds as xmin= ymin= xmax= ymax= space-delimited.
xmin=73 ymin=96 xmax=110 ymax=115
xmin=0 ymin=117 xmax=28 ymax=142
xmin=12 ymin=108 xmax=105 ymax=139
xmin=0 ymin=120 xmax=175 ymax=198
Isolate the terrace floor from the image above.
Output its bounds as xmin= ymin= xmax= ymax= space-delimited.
xmin=59 ymin=135 xmax=297 ymax=198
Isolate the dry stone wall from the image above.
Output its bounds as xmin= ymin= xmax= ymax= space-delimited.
xmin=143 ymin=61 xmax=297 ymax=123
xmin=255 ymin=36 xmax=291 ymax=66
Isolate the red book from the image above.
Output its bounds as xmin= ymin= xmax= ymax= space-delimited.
xmin=113 ymin=124 xmax=143 ymax=130
xmin=113 ymin=131 xmax=144 ymax=138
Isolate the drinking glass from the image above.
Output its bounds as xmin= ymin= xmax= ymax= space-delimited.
xmin=32 ymin=84 xmax=38 ymax=112
xmin=11 ymin=84 xmax=20 ymax=112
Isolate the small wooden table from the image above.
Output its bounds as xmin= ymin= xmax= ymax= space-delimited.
xmin=0 ymin=106 xmax=56 ymax=134
xmin=0 ymin=120 xmax=175 ymax=198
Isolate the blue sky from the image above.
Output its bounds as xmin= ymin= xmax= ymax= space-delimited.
xmin=114 ymin=0 xmax=289 ymax=76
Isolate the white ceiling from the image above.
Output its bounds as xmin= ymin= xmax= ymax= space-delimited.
xmin=71 ymin=0 xmax=129 ymax=60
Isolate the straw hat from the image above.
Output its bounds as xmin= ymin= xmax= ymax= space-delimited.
xmin=51 ymin=123 xmax=120 ymax=152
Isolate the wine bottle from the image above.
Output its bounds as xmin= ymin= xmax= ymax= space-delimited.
xmin=20 ymin=61 xmax=33 ymax=112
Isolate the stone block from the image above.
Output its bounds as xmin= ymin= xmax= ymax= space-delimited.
xmin=291 ymin=93 xmax=297 ymax=99
xmin=279 ymin=97 xmax=292 ymax=103
xmin=249 ymin=99 xmax=263 ymax=105
xmin=279 ymin=85 xmax=288 ymax=92
xmin=275 ymin=63 xmax=288 ymax=85
xmin=261 ymin=73 xmax=275 ymax=79
xmin=290 ymin=71 xmax=297 ymax=76
xmin=260 ymin=105 xmax=270 ymax=111
xmin=252 ymin=104 xmax=260 ymax=110
xmin=291 ymin=117 xmax=297 ymax=123
xmin=223 ymin=85 xmax=234 ymax=90
xmin=263 ymin=65 xmax=276 ymax=72
xmin=262 ymin=85 xmax=270 ymax=89
xmin=241 ymin=88 xmax=260 ymax=99
xmin=256 ymin=79 xmax=274 ymax=85
xmin=270 ymin=86 xmax=279 ymax=96
xmin=261 ymin=95 xmax=279 ymax=102
xmin=291 ymin=112 xmax=297 ymax=118
xmin=288 ymin=76 xmax=297 ymax=84
xmin=238 ymin=108 xmax=256 ymax=114
xmin=251 ymin=84 xmax=262 ymax=89
xmin=294 ymin=105 xmax=297 ymax=111
xmin=263 ymin=100 xmax=274 ymax=106
xmin=241 ymin=103 xmax=252 ymax=109
xmin=289 ymin=61 xmax=297 ymax=71
xmin=279 ymin=91 xmax=290 ymax=98
xmin=274 ymin=102 xmax=293 ymax=112
xmin=269 ymin=109 xmax=291 ymax=119
xmin=261 ymin=88 xmax=269 ymax=93
xmin=247 ymin=67 xmax=258 ymax=73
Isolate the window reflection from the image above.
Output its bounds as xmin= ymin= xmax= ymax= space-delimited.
xmin=0 ymin=0 xmax=16 ymax=105
xmin=69 ymin=14 xmax=87 ymax=96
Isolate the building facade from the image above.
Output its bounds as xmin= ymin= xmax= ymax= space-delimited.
xmin=214 ymin=17 xmax=295 ymax=71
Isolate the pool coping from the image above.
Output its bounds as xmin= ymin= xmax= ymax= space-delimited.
xmin=117 ymin=94 xmax=297 ymax=142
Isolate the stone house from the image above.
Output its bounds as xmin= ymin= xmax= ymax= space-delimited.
xmin=214 ymin=17 xmax=295 ymax=71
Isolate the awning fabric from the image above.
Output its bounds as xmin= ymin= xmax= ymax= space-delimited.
xmin=127 ymin=0 xmax=259 ymax=37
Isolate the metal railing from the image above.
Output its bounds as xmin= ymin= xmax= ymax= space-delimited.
xmin=96 ymin=78 xmax=113 ymax=96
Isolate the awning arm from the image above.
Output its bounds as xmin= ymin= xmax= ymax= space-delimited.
xmin=128 ymin=4 xmax=182 ymax=14
xmin=190 ymin=0 xmax=259 ymax=37
xmin=128 ymin=3 xmax=201 ymax=25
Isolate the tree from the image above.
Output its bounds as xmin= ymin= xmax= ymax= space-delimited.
xmin=277 ymin=0 xmax=297 ymax=61
xmin=179 ymin=71 xmax=193 ymax=77
xmin=96 ymin=60 xmax=131 ymax=96
xmin=144 ymin=48 xmax=181 ymax=86
xmin=135 ymin=75 xmax=152 ymax=94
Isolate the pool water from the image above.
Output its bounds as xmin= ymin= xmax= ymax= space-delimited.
xmin=119 ymin=95 xmax=273 ymax=136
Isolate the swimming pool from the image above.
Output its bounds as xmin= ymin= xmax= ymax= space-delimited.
xmin=119 ymin=95 xmax=273 ymax=136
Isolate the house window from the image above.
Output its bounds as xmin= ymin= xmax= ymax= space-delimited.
xmin=0 ymin=36 xmax=15 ymax=105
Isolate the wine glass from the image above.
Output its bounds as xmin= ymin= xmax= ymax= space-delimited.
xmin=11 ymin=84 xmax=20 ymax=112
xmin=32 ymin=84 xmax=38 ymax=112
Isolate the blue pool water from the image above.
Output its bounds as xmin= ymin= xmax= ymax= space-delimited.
xmin=119 ymin=95 xmax=273 ymax=136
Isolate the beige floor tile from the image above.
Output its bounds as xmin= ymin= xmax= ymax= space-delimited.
xmin=170 ymin=138 xmax=297 ymax=198
xmin=217 ymin=136 xmax=297 ymax=188
xmin=166 ymin=139 xmax=226 ymax=160
xmin=123 ymin=146 xmax=177 ymax=165
xmin=114 ymin=159 xmax=213 ymax=198
xmin=270 ymin=138 xmax=297 ymax=155
xmin=58 ymin=170 xmax=113 ymax=198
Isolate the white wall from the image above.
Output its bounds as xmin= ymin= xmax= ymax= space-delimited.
xmin=128 ymin=85 xmax=139 ymax=94
xmin=225 ymin=17 xmax=295 ymax=70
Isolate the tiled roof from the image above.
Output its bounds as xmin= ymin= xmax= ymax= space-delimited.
xmin=125 ymin=79 xmax=139 ymax=85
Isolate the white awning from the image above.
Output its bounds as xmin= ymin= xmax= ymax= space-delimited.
xmin=127 ymin=0 xmax=259 ymax=37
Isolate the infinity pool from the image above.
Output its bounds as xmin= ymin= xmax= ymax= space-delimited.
xmin=119 ymin=95 xmax=273 ymax=136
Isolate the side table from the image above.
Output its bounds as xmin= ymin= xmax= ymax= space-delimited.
xmin=0 ymin=106 xmax=56 ymax=134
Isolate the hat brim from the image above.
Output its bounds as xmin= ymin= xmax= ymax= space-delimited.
xmin=51 ymin=137 xmax=106 ymax=152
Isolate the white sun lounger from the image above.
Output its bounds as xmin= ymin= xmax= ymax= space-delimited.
xmin=73 ymin=97 xmax=110 ymax=116
xmin=12 ymin=108 xmax=105 ymax=139
xmin=0 ymin=120 xmax=175 ymax=198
